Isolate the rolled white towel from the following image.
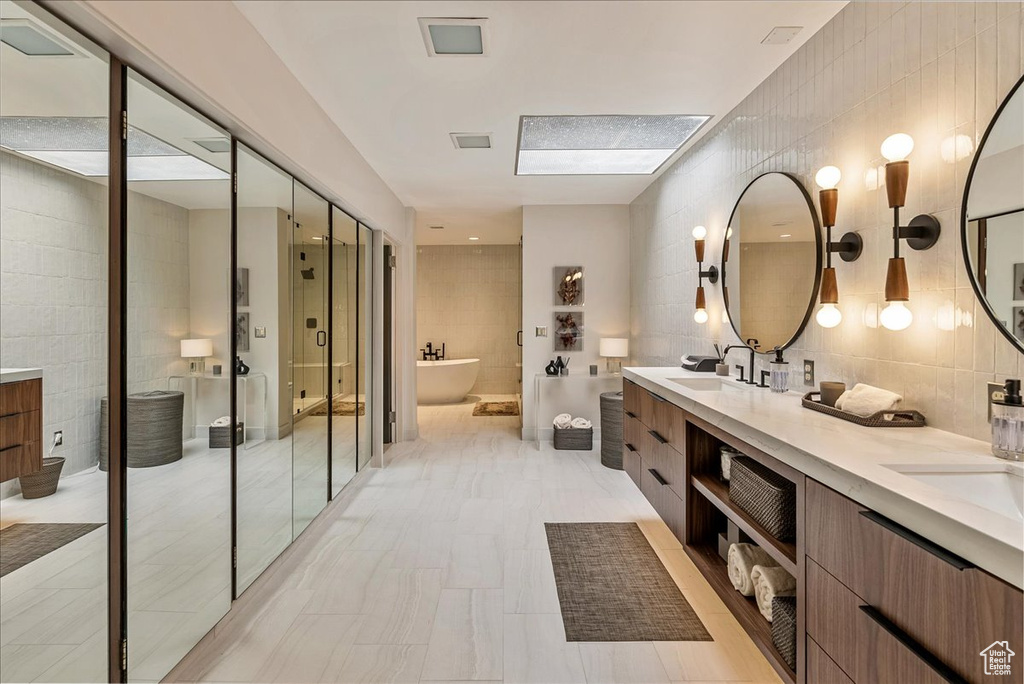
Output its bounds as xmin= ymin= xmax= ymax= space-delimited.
xmin=840 ymin=383 xmax=902 ymax=417
xmin=751 ymin=565 xmax=796 ymax=621
xmin=727 ymin=543 xmax=778 ymax=596
xmin=211 ymin=415 xmax=232 ymax=427
xmin=834 ymin=390 xmax=852 ymax=411
xmin=570 ymin=417 xmax=592 ymax=429
xmin=553 ymin=413 xmax=572 ymax=429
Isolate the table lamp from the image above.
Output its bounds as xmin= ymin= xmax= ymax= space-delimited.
xmin=599 ymin=338 xmax=629 ymax=375
xmin=181 ymin=338 xmax=213 ymax=375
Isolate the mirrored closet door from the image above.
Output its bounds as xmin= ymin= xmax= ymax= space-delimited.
xmin=331 ymin=208 xmax=359 ymax=495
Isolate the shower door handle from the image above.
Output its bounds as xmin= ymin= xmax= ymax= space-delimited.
xmin=517 ymin=330 xmax=523 ymax=347
xmin=316 ymin=330 xmax=327 ymax=347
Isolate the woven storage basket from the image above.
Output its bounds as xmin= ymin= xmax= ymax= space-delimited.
xmin=210 ymin=422 xmax=244 ymax=449
xmin=99 ymin=391 xmax=184 ymax=469
xmin=19 ymin=457 xmax=64 ymax=499
xmin=729 ymin=456 xmax=796 ymax=542
xmin=772 ymin=596 xmax=797 ymax=671
xmin=553 ymin=426 xmax=593 ymax=451
xmin=599 ymin=392 xmax=624 ymax=468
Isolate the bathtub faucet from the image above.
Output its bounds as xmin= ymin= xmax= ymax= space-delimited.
xmin=420 ymin=342 xmax=445 ymax=361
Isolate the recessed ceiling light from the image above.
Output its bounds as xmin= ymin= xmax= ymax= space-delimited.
xmin=761 ymin=26 xmax=802 ymax=45
xmin=515 ymin=114 xmax=710 ymax=175
xmin=468 ymin=236 xmax=480 ymax=241
xmin=418 ymin=18 xmax=488 ymax=57
xmin=191 ymin=137 xmax=231 ymax=153
xmin=0 ymin=18 xmax=80 ymax=57
xmin=450 ymin=132 xmax=492 ymax=149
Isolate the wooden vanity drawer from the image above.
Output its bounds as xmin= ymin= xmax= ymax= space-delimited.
xmin=637 ymin=387 xmax=658 ymax=429
xmin=623 ymin=379 xmax=641 ymax=417
xmin=641 ymin=465 xmax=684 ymax=540
xmin=0 ymin=378 xmax=42 ymax=416
xmin=640 ymin=430 xmax=682 ymax=495
xmin=807 ymin=637 xmax=854 ymax=684
xmin=0 ymin=410 xmax=41 ymax=449
xmin=807 ymin=480 xmax=1023 ymax=683
xmin=0 ymin=440 xmax=41 ymax=482
xmin=623 ymin=414 xmax=643 ymax=453
xmin=623 ymin=442 xmax=641 ymax=488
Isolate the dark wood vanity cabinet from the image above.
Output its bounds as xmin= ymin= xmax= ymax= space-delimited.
xmin=0 ymin=378 xmax=43 ymax=481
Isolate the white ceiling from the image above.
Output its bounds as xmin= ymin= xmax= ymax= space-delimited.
xmin=235 ymin=0 xmax=845 ymax=244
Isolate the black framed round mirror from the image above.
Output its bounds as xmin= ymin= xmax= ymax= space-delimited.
xmin=721 ymin=172 xmax=822 ymax=353
xmin=962 ymin=74 xmax=1024 ymax=355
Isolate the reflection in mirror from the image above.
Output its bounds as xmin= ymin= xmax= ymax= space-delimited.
xmin=964 ymin=78 xmax=1024 ymax=352
xmin=357 ymin=224 xmax=373 ymax=470
xmin=332 ymin=208 xmax=358 ymax=495
xmin=722 ymin=173 xmax=821 ymax=352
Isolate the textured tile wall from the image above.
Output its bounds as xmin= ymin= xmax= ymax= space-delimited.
xmin=417 ymin=245 xmax=521 ymax=395
xmin=630 ymin=2 xmax=1024 ymax=440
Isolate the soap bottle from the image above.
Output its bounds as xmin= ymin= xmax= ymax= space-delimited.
xmin=991 ymin=379 xmax=1024 ymax=461
xmin=769 ymin=347 xmax=789 ymax=394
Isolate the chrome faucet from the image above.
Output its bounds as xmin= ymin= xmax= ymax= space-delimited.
xmin=724 ymin=343 xmax=757 ymax=385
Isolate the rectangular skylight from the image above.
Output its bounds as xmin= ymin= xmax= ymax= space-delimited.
xmin=515 ymin=114 xmax=710 ymax=175
xmin=418 ymin=18 xmax=488 ymax=57
xmin=450 ymin=132 xmax=492 ymax=149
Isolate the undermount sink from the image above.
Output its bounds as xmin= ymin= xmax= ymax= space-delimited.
xmin=668 ymin=377 xmax=744 ymax=392
xmin=886 ymin=463 xmax=1024 ymax=522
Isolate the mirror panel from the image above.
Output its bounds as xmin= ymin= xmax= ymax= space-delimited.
xmin=331 ymin=208 xmax=358 ymax=495
xmin=722 ymin=172 xmax=821 ymax=352
xmin=963 ymin=77 xmax=1024 ymax=353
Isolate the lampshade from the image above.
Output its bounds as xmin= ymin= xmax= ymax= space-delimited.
xmin=180 ymin=338 xmax=213 ymax=358
xmin=599 ymin=338 xmax=629 ymax=358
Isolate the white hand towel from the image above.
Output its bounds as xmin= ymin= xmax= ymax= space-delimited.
xmin=834 ymin=390 xmax=851 ymax=411
xmin=211 ymin=416 xmax=232 ymax=427
xmin=570 ymin=417 xmax=592 ymax=429
xmin=553 ymin=413 xmax=572 ymax=429
xmin=751 ymin=565 xmax=796 ymax=621
xmin=727 ymin=543 xmax=778 ymax=596
xmin=840 ymin=383 xmax=903 ymax=417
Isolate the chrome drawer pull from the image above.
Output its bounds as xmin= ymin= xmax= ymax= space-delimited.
xmin=624 ymin=443 xmax=637 ymax=453
xmin=624 ymin=410 xmax=637 ymax=419
xmin=859 ymin=511 xmax=973 ymax=570
xmin=648 ymin=429 xmax=668 ymax=444
xmin=858 ymin=605 xmax=967 ymax=684
xmin=648 ymin=468 xmax=668 ymax=486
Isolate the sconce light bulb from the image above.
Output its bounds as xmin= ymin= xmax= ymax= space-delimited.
xmin=815 ymin=303 xmax=842 ymax=329
xmin=692 ymin=225 xmax=707 ymax=240
xmin=880 ymin=301 xmax=913 ymax=331
xmin=815 ymin=166 xmax=842 ymax=190
xmin=881 ymin=133 xmax=914 ymax=162
xmin=693 ymin=308 xmax=709 ymax=324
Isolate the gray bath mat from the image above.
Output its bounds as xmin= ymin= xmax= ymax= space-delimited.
xmin=545 ymin=522 xmax=712 ymax=642
xmin=0 ymin=523 xmax=104 ymax=577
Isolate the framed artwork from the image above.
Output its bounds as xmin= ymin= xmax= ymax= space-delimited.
xmin=553 ymin=311 xmax=584 ymax=351
xmin=553 ymin=266 xmax=584 ymax=306
xmin=1014 ymin=263 xmax=1024 ymax=300
xmin=236 ymin=312 xmax=250 ymax=352
xmin=1014 ymin=307 xmax=1024 ymax=342
xmin=236 ymin=267 xmax=250 ymax=307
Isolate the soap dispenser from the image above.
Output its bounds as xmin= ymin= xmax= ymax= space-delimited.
xmin=992 ymin=379 xmax=1024 ymax=461
xmin=769 ymin=347 xmax=789 ymax=394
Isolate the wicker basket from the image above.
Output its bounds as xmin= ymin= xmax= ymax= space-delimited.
xmin=210 ymin=422 xmax=244 ymax=449
xmin=729 ymin=456 xmax=796 ymax=542
xmin=19 ymin=457 xmax=65 ymax=499
xmin=772 ymin=596 xmax=797 ymax=670
xmin=553 ymin=426 xmax=593 ymax=451
xmin=802 ymin=391 xmax=925 ymax=427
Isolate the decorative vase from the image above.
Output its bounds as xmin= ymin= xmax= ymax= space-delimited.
xmin=236 ymin=356 xmax=250 ymax=376
xmin=545 ymin=360 xmax=559 ymax=376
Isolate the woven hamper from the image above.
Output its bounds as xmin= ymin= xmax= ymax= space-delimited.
xmin=728 ymin=456 xmax=796 ymax=542
xmin=772 ymin=596 xmax=797 ymax=671
xmin=599 ymin=392 xmax=624 ymax=468
xmin=18 ymin=457 xmax=64 ymax=499
xmin=553 ymin=426 xmax=593 ymax=451
xmin=99 ymin=391 xmax=184 ymax=469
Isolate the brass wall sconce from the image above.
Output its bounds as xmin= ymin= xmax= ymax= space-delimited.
xmin=692 ymin=225 xmax=718 ymax=324
xmin=814 ymin=166 xmax=862 ymax=328
xmin=878 ymin=133 xmax=941 ymax=331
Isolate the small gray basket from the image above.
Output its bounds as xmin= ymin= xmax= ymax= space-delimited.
xmin=210 ymin=422 xmax=244 ymax=449
xmin=728 ymin=456 xmax=796 ymax=542
xmin=553 ymin=426 xmax=593 ymax=451
xmin=771 ymin=596 xmax=797 ymax=671
xmin=19 ymin=457 xmax=64 ymax=499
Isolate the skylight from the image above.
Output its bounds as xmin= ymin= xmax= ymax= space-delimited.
xmin=418 ymin=18 xmax=488 ymax=57
xmin=515 ymin=114 xmax=710 ymax=175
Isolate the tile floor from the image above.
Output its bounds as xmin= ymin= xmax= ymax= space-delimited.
xmin=164 ymin=394 xmax=782 ymax=684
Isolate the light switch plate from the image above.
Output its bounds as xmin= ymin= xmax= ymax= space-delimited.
xmin=254 ymin=326 xmax=267 ymax=339
xmin=536 ymin=326 xmax=548 ymax=337
xmin=803 ymin=360 xmax=814 ymax=386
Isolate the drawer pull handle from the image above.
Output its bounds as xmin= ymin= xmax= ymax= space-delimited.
xmin=648 ymin=430 xmax=668 ymax=444
xmin=650 ymin=392 xmax=667 ymax=403
xmin=859 ymin=511 xmax=973 ymax=570
xmin=624 ymin=443 xmax=638 ymax=453
xmin=624 ymin=410 xmax=637 ymax=419
xmin=0 ymin=444 xmax=19 ymax=453
xmin=648 ymin=468 xmax=668 ymax=486
xmin=858 ymin=605 xmax=967 ymax=684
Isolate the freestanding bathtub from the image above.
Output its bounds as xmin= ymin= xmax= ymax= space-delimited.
xmin=417 ymin=358 xmax=480 ymax=405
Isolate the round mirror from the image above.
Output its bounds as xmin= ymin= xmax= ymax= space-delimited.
xmin=721 ymin=172 xmax=822 ymax=352
xmin=962 ymin=75 xmax=1024 ymax=354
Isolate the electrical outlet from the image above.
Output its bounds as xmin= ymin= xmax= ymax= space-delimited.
xmin=53 ymin=431 xmax=63 ymax=447
xmin=803 ymin=360 xmax=815 ymax=386
xmin=536 ymin=326 xmax=548 ymax=337
xmin=254 ymin=326 xmax=267 ymax=339
xmin=988 ymin=381 xmax=1005 ymax=423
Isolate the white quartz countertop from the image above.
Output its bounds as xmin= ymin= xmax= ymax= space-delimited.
xmin=0 ymin=368 xmax=42 ymax=384
xmin=624 ymin=366 xmax=1024 ymax=589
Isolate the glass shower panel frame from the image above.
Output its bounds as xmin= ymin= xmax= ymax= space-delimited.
xmin=356 ymin=223 xmax=373 ymax=471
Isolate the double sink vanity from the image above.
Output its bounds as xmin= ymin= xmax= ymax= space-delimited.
xmin=622 ymin=367 xmax=1023 ymax=684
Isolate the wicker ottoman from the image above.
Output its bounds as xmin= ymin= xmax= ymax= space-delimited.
xmin=99 ymin=391 xmax=184 ymax=470
xmin=600 ymin=391 xmax=624 ymax=469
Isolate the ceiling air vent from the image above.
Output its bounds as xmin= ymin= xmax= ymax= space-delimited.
xmin=0 ymin=18 xmax=81 ymax=56
xmin=450 ymin=133 xmax=492 ymax=149
xmin=418 ymin=18 xmax=489 ymax=57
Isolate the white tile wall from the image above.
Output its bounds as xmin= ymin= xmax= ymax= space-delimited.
xmin=416 ymin=245 xmax=521 ymax=395
xmin=630 ymin=1 xmax=1024 ymax=441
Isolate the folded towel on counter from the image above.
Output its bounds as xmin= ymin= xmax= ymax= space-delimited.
xmin=553 ymin=413 xmax=572 ymax=429
xmin=211 ymin=416 xmax=233 ymax=427
xmin=836 ymin=383 xmax=902 ymax=417
xmin=727 ymin=543 xmax=778 ymax=596
xmin=570 ymin=417 xmax=592 ymax=429
xmin=751 ymin=565 xmax=796 ymax=621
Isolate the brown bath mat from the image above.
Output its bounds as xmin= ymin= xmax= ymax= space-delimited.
xmin=1 ymin=523 xmax=104 ymax=577
xmin=545 ymin=522 xmax=712 ymax=642
xmin=308 ymin=399 xmax=365 ymax=417
xmin=472 ymin=401 xmax=520 ymax=417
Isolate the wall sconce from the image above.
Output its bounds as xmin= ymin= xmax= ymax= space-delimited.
xmin=692 ymin=225 xmax=718 ymax=324
xmin=879 ymin=133 xmax=941 ymax=331
xmin=814 ymin=165 xmax=862 ymax=329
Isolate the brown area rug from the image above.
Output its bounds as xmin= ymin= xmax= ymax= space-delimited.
xmin=1 ymin=523 xmax=104 ymax=577
xmin=545 ymin=522 xmax=712 ymax=642
xmin=308 ymin=399 xmax=364 ymax=417
xmin=472 ymin=401 xmax=520 ymax=417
